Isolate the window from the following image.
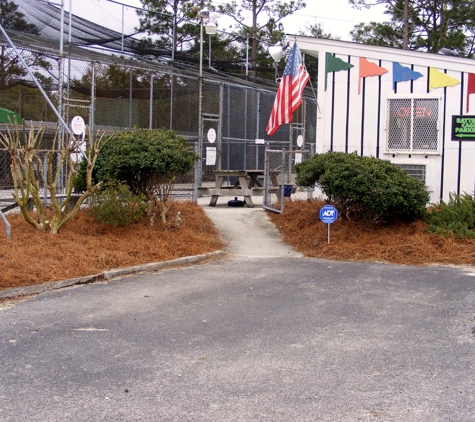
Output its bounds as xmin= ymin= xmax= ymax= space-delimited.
xmin=396 ymin=164 xmax=426 ymax=184
xmin=387 ymin=95 xmax=441 ymax=154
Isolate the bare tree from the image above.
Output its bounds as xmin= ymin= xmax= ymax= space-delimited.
xmin=0 ymin=124 xmax=108 ymax=234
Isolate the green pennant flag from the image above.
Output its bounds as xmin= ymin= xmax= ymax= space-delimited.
xmin=325 ymin=53 xmax=354 ymax=90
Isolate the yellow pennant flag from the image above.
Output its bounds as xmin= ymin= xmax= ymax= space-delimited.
xmin=429 ymin=67 xmax=460 ymax=90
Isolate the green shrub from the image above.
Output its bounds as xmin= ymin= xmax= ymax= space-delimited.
xmin=89 ymin=183 xmax=148 ymax=227
xmin=424 ymin=192 xmax=475 ymax=238
xmin=77 ymin=129 xmax=199 ymax=224
xmin=295 ymin=151 xmax=429 ymax=222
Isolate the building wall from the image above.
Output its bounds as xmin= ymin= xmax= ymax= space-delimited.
xmin=294 ymin=36 xmax=475 ymax=204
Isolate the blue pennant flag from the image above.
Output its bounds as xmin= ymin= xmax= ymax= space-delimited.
xmin=393 ymin=62 xmax=423 ymax=83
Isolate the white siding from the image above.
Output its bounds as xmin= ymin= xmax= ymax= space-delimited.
xmin=297 ymin=36 xmax=475 ymax=204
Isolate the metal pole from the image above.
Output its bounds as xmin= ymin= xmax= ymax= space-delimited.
xmin=0 ymin=208 xmax=11 ymax=239
xmin=170 ymin=74 xmax=174 ymax=130
xmin=256 ymin=91 xmax=260 ymax=169
xmin=263 ymin=144 xmax=269 ymax=207
xmin=217 ymin=84 xmax=223 ymax=171
xmin=58 ymin=0 xmax=66 ymax=191
xmin=66 ymin=0 xmax=72 ymax=125
xmin=194 ymin=17 xmax=204 ymax=201
xmin=208 ymin=33 xmax=211 ymax=68
xmin=149 ymin=74 xmax=154 ymax=129
xmin=244 ymin=88 xmax=248 ymax=169
xmin=280 ymin=149 xmax=285 ymax=211
xmin=121 ymin=4 xmax=124 ymax=53
xmin=198 ymin=17 xmax=204 ymax=185
xmin=59 ymin=0 xmax=64 ymax=53
xmin=68 ymin=0 xmax=72 ymax=42
xmin=129 ymin=70 xmax=133 ymax=128
xmin=90 ymin=63 xmax=96 ymax=141
xmin=58 ymin=0 xmax=65 ymax=138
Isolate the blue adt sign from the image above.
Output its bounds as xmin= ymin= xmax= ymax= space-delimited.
xmin=319 ymin=205 xmax=338 ymax=224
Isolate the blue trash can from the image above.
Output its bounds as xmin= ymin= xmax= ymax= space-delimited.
xmin=280 ymin=185 xmax=293 ymax=197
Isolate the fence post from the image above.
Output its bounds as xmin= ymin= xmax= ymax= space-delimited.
xmin=263 ymin=144 xmax=269 ymax=207
xmin=128 ymin=70 xmax=133 ymax=128
xmin=217 ymin=83 xmax=223 ymax=171
xmin=0 ymin=208 xmax=11 ymax=239
xmin=149 ymin=73 xmax=154 ymax=129
xmin=280 ymin=149 xmax=286 ymax=211
xmin=90 ymin=62 xmax=96 ymax=138
xmin=255 ymin=90 xmax=261 ymax=169
xmin=193 ymin=142 xmax=199 ymax=203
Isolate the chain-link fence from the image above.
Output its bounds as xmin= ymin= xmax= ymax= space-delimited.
xmin=264 ymin=148 xmax=314 ymax=213
xmin=0 ymin=35 xmax=317 ymax=210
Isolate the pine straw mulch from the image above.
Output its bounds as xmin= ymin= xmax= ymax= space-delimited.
xmin=0 ymin=201 xmax=224 ymax=290
xmin=268 ymin=199 xmax=475 ymax=267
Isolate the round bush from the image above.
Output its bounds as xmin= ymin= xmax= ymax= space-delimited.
xmin=295 ymin=151 xmax=429 ymax=222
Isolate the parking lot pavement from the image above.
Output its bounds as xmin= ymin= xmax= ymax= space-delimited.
xmin=1 ymin=257 xmax=475 ymax=421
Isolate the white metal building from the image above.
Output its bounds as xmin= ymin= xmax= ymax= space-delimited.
xmin=292 ymin=35 xmax=475 ymax=204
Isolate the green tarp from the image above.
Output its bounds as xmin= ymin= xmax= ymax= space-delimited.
xmin=0 ymin=108 xmax=23 ymax=124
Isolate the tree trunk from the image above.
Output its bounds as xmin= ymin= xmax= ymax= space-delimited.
xmin=250 ymin=0 xmax=258 ymax=78
xmin=402 ymin=0 xmax=409 ymax=49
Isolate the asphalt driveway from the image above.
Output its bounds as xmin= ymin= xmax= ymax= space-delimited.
xmin=1 ymin=256 xmax=475 ymax=421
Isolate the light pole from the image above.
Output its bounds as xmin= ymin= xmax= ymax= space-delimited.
xmin=194 ymin=10 xmax=217 ymax=197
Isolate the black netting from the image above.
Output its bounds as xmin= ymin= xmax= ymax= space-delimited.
xmin=14 ymin=0 xmax=141 ymax=54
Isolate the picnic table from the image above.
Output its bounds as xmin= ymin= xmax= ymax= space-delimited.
xmin=199 ymin=170 xmax=265 ymax=208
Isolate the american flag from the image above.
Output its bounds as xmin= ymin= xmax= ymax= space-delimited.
xmin=266 ymin=43 xmax=310 ymax=137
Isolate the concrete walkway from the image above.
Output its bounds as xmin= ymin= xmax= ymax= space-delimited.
xmin=198 ymin=196 xmax=303 ymax=259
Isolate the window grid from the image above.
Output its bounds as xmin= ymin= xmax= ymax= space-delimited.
xmin=387 ymin=98 xmax=440 ymax=153
xmin=396 ymin=164 xmax=426 ymax=184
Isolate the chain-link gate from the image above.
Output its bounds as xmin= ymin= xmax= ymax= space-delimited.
xmin=263 ymin=148 xmax=313 ymax=213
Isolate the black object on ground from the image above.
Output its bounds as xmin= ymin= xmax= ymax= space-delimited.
xmin=228 ymin=197 xmax=244 ymax=207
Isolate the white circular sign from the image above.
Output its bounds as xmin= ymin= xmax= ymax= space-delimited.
xmin=297 ymin=135 xmax=304 ymax=148
xmin=71 ymin=116 xmax=85 ymax=135
xmin=207 ymin=128 xmax=217 ymax=143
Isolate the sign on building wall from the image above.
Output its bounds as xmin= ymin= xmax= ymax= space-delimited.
xmin=452 ymin=115 xmax=475 ymax=141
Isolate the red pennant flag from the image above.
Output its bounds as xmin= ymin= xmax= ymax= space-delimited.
xmin=467 ymin=73 xmax=475 ymax=112
xmin=359 ymin=57 xmax=388 ymax=94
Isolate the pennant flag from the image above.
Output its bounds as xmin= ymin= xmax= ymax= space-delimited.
xmin=325 ymin=53 xmax=354 ymax=90
xmin=429 ymin=67 xmax=460 ymax=90
xmin=359 ymin=57 xmax=388 ymax=94
xmin=393 ymin=62 xmax=423 ymax=84
xmin=266 ymin=43 xmax=310 ymax=137
xmin=467 ymin=73 xmax=475 ymax=112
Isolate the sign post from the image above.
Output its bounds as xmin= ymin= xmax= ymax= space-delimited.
xmin=319 ymin=204 xmax=338 ymax=243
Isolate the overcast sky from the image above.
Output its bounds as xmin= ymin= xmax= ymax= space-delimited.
xmin=70 ymin=0 xmax=388 ymax=41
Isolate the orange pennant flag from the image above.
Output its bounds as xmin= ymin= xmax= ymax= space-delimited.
xmin=359 ymin=57 xmax=388 ymax=94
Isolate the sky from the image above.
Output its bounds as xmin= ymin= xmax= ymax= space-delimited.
xmin=69 ymin=0 xmax=388 ymax=41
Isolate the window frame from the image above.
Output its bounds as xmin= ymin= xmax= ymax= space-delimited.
xmin=385 ymin=93 xmax=442 ymax=155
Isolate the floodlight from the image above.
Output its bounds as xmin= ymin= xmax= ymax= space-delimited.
xmin=205 ymin=16 xmax=217 ymax=34
xmin=268 ymin=45 xmax=284 ymax=63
